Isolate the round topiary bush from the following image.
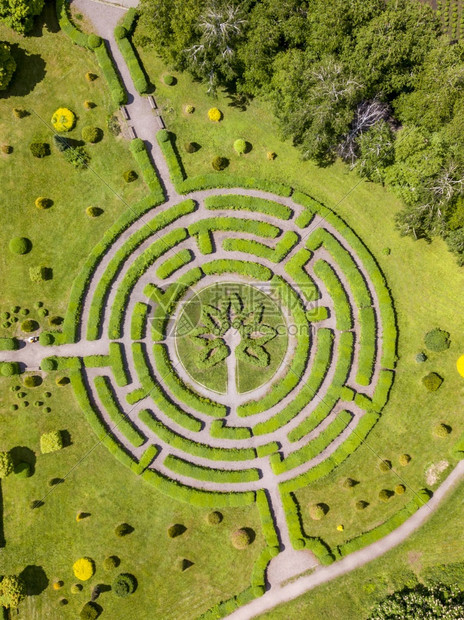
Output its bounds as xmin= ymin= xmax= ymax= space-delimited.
xmin=233 ymin=138 xmax=247 ymax=155
xmin=184 ymin=104 xmax=194 ymax=114
xmin=14 ymin=461 xmax=32 ymax=478
xmin=10 ymin=404 xmax=18 ymax=411
xmin=2 ymin=144 xmax=12 ymax=154
xmin=158 ymin=129 xmax=170 ymax=143
xmin=163 ymin=74 xmax=176 ymax=86
xmin=293 ymin=538 xmax=306 ymax=550
xmin=415 ymin=352 xmax=427 ymax=363
xmin=79 ymin=601 xmax=100 ymax=620
xmin=212 ymin=156 xmax=228 ymax=171
xmin=103 ymin=555 xmax=120 ymax=571
xmin=87 ymin=33 xmax=102 ymax=48
xmin=30 ymin=142 xmax=50 ymax=158
xmin=39 ymin=332 xmax=54 ymax=346
xmin=231 ymin=528 xmax=254 ymax=549
xmin=115 ymin=522 xmax=134 ymax=537
xmin=114 ymin=25 xmax=127 ymax=40
xmin=35 ymin=197 xmax=53 ymax=209
xmin=355 ymin=500 xmax=369 ymax=510
xmin=71 ymin=583 xmax=83 ymax=594
xmin=422 ymin=372 xmax=443 ymax=391
xmin=167 ymin=523 xmax=186 ymax=538
xmin=86 ymin=206 xmax=103 ymax=218
xmin=342 ymin=477 xmax=357 ymax=489
xmin=51 ymin=108 xmax=76 ymax=132
xmin=23 ymin=374 xmax=42 ymax=388
xmin=82 ymin=126 xmax=103 ymax=143
xmin=267 ymin=151 xmax=276 ymax=160
xmin=309 ymin=503 xmax=328 ymax=520
xmin=208 ymin=107 xmax=222 ymax=122
xmin=9 ymin=237 xmax=31 ymax=255
xmin=395 ymin=484 xmax=406 ymax=494
xmin=424 ymin=328 xmax=450 ymax=352
xmin=20 ymin=308 xmax=29 ymax=315
xmin=434 ymin=423 xmax=452 ymax=438
xmin=379 ymin=489 xmax=394 ymax=502
xmin=113 ymin=573 xmax=137 ymax=597
xmin=73 ymin=557 xmax=95 ymax=581
xmin=49 ymin=315 xmax=63 ymax=326
xmin=379 ymin=459 xmax=392 ymax=472
xmin=85 ymin=71 xmax=97 ymax=82
xmin=206 ymin=511 xmax=223 ymax=525
xmin=40 ymin=430 xmax=64 ymax=454
xmin=40 ymin=357 xmax=57 ymax=371
xmin=184 ymin=142 xmax=197 ymax=153
xmin=399 ymin=453 xmax=411 ymax=466
xmin=123 ymin=170 xmax=138 ymax=183
xmin=1 ymin=362 xmax=20 ymax=377
xmin=21 ymin=319 xmax=39 ymax=332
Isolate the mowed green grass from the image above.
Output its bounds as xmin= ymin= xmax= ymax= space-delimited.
xmin=136 ymin=37 xmax=464 ymax=548
xmin=259 ymin=477 xmax=464 ymax=619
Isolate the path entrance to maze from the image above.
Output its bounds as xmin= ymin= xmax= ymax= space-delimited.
xmin=47 ymin=185 xmax=397 ymax=597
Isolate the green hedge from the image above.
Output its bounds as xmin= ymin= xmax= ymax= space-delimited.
xmin=139 ymin=409 xmax=256 ymax=462
xmin=253 ymin=328 xmax=334 ymax=436
xmin=109 ymin=342 xmax=130 ymax=387
xmin=356 ymin=306 xmax=377 ymax=386
xmin=223 ymin=231 xmax=298 ymax=263
xmin=202 ymin=259 xmax=272 ymax=282
xmin=204 ymin=194 xmax=292 ymax=220
xmin=121 ymin=7 xmax=138 ymax=33
xmin=132 ymin=342 xmax=204 ymax=431
xmin=238 ymin=275 xmax=309 ymax=416
xmin=256 ymin=490 xmax=279 ymax=548
xmin=152 ymin=343 xmax=225 ymax=417
xmin=129 ymin=139 xmax=163 ymax=197
xmin=284 ymin=249 xmax=320 ymax=301
xmin=197 ymin=231 xmax=213 ymax=255
xmin=115 ymin=27 xmax=149 ymax=94
xmin=156 ymin=130 xmax=186 ymax=188
xmin=295 ymin=207 xmax=315 ymax=229
xmin=210 ymin=420 xmax=252 ymax=440
xmin=94 ymin=40 xmax=127 ymax=106
xmin=178 ymin=174 xmax=292 ymax=197
xmin=164 ymin=454 xmax=260 ymax=483
xmin=131 ymin=301 xmax=149 ymax=340
xmin=314 ymin=259 xmax=353 ymax=330
xmin=272 ymin=410 xmax=353 ymax=474
xmin=256 ymin=442 xmax=280 ymax=457
xmin=0 ymin=337 xmax=19 ymax=351
xmin=56 ymin=0 xmax=89 ymax=47
xmin=108 ymin=228 xmax=188 ymax=339
xmin=338 ymin=489 xmax=431 ymax=557
xmin=132 ymin=444 xmax=159 ymax=475
xmin=94 ymin=375 xmax=146 ymax=447
xmin=190 ymin=216 xmax=281 ymax=240
xmin=156 ymin=248 xmax=193 ymax=279
xmin=87 ymin=199 xmax=194 ymax=340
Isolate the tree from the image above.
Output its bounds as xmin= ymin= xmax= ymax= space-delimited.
xmin=369 ymin=584 xmax=464 ymax=619
xmin=0 ymin=0 xmax=45 ymax=34
xmin=0 ymin=451 xmax=13 ymax=478
xmin=337 ymin=99 xmax=391 ymax=163
xmin=0 ymin=41 xmax=15 ymax=90
xmin=354 ymin=120 xmax=394 ymax=183
xmin=0 ymin=575 xmax=26 ymax=608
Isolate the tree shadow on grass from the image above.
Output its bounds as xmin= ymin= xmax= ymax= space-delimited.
xmin=20 ymin=565 xmax=49 ymax=596
xmin=0 ymin=44 xmax=46 ymax=99
xmin=10 ymin=446 xmax=36 ymax=475
xmin=29 ymin=2 xmax=60 ymax=36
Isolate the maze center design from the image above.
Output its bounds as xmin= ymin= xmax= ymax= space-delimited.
xmin=65 ymin=189 xmax=397 ymax=503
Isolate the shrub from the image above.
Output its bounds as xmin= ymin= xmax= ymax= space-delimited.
xmin=185 ymin=104 xmax=194 ymax=114
xmin=56 ymin=376 xmax=70 ymax=386
xmin=13 ymin=108 xmax=28 ymax=118
xmin=87 ymin=34 xmax=102 ymax=48
xmin=73 ymin=557 xmax=95 ymax=581
xmin=422 ymin=372 xmax=443 ymax=391
xmin=30 ymin=142 xmax=50 ymax=158
xmin=83 ymin=100 xmax=96 ymax=109
xmin=114 ymin=25 xmax=127 ymax=39
xmin=103 ymin=555 xmax=120 ymax=570
xmin=40 ymin=430 xmax=64 ymax=454
xmin=379 ymin=489 xmax=394 ymax=502
xmin=86 ymin=206 xmax=103 ymax=217
xmin=0 ymin=575 xmax=26 ymax=608
xmin=23 ymin=374 xmax=41 ymax=387
xmin=39 ymin=332 xmax=54 ymax=346
xmin=0 ymin=451 xmax=13 ymax=478
xmin=342 ymin=478 xmax=357 ymax=489
xmin=80 ymin=601 xmax=100 ymax=620
xmin=0 ymin=337 xmax=18 ymax=351
xmin=233 ymin=138 xmax=247 ymax=155
xmin=35 ymin=196 xmax=53 ymax=209
xmin=379 ymin=459 xmax=392 ymax=472
xmin=164 ymin=74 xmax=175 ymax=85
xmin=383 ymin=247 xmax=391 ymax=255
xmin=206 ymin=511 xmax=223 ymax=525
xmin=267 ymin=151 xmax=276 ymax=160
xmin=415 ymin=352 xmax=427 ymax=363
xmin=115 ymin=522 xmax=133 ymax=537
xmin=309 ymin=503 xmax=328 ymax=520
xmin=63 ymin=146 xmax=90 ymax=168
xmin=51 ymin=107 xmax=76 ymax=132
xmin=434 ymin=423 xmax=452 ymax=437
xmin=208 ymin=107 xmax=222 ymax=121
xmin=53 ymin=580 xmax=63 ymax=590
xmin=9 ymin=236 xmax=31 ymax=254
xmin=71 ymin=583 xmax=83 ymax=594
xmin=355 ymin=500 xmax=369 ymax=510
xmin=157 ymin=129 xmax=170 ymax=142
xmin=21 ymin=319 xmax=39 ymax=332
xmin=2 ymin=144 xmax=12 ymax=153
xmin=424 ymin=328 xmax=450 ymax=352
xmin=85 ymin=72 xmax=97 ymax=81
xmin=1 ymin=362 xmax=19 ymax=376
xmin=29 ymin=266 xmax=52 ymax=282
xmin=113 ymin=573 xmax=137 ymax=597
xmin=82 ymin=126 xmax=103 ymax=143
xmin=123 ymin=169 xmax=138 ymax=182
xmin=395 ymin=484 xmax=406 ymax=494
xmin=167 ymin=523 xmax=186 ymax=538
xmin=231 ymin=528 xmax=254 ymax=549
xmin=41 ymin=358 xmax=57 ymax=371
xmin=212 ymin=156 xmax=228 ymax=171
xmin=53 ymin=134 xmax=70 ymax=152
xmin=184 ymin=141 xmax=197 ymax=153
xmin=399 ymin=453 xmax=411 ymax=466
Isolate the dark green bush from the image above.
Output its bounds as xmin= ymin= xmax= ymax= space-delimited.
xmin=422 ymin=372 xmax=443 ymax=391
xmin=212 ymin=156 xmax=229 ymax=171
xmin=164 ymin=74 xmax=175 ymax=85
xmin=23 ymin=374 xmax=42 ymax=387
xmin=94 ymin=41 xmax=127 ymax=106
xmin=123 ymin=169 xmax=138 ymax=182
xmin=40 ymin=358 xmax=57 ymax=371
xmin=379 ymin=459 xmax=392 ymax=472
xmin=63 ymin=146 xmax=90 ymax=168
xmin=416 ymin=352 xmax=427 ymax=363
xmin=103 ymin=555 xmax=120 ymax=570
xmin=115 ymin=522 xmax=134 ymax=537
xmin=79 ymin=601 xmax=100 ymax=620
xmin=112 ymin=573 xmax=137 ymax=597
xmin=82 ymin=126 xmax=103 ymax=143
xmin=14 ymin=461 xmax=32 ymax=478
xmin=9 ymin=237 xmax=31 ymax=255
xmin=30 ymin=142 xmax=50 ymax=158
xmin=21 ymin=319 xmax=39 ymax=332
xmin=53 ymin=134 xmax=71 ymax=152
xmin=167 ymin=523 xmax=186 ymax=538
xmin=379 ymin=489 xmax=394 ymax=502
xmin=87 ymin=34 xmax=102 ymax=48
xmin=424 ymin=328 xmax=450 ymax=352
xmin=49 ymin=315 xmax=63 ymax=326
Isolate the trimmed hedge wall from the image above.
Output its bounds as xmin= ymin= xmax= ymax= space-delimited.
xmin=115 ymin=25 xmax=149 ymax=94
xmin=94 ymin=375 xmax=146 ymax=447
xmin=202 ymin=259 xmax=272 ymax=282
xmin=223 ymin=231 xmax=298 ymax=263
xmin=314 ymin=259 xmax=353 ymax=330
xmin=356 ymin=306 xmax=377 ymax=386
xmin=56 ymin=0 xmax=89 ymax=48
xmin=210 ymin=420 xmax=252 ymax=440
xmin=130 ymin=301 xmax=149 ymax=340
xmin=132 ymin=444 xmax=159 ymax=475
xmin=138 ymin=409 xmax=256 ymax=462
xmin=156 ymin=130 xmax=186 ymax=189
xmin=164 ymin=454 xmax=260 ymax=483
xmin=0 ymin=337 xmax=19 ymax=351
xmin=129 ymin=139 xmax=164 ymax=197
xmin=109 ymin=342 xmax=130 ymax=387
xmin=156 ymin=248 xmax=193 ymax=279
xmin=93 ymin=40 xmax=127 ymax=106
xmin=178 ymin=174 xmax=292 ymax=197
xmin=285 ymin=249 xmax=320 ymax=302
xmin=189 ymin=216 xmax=281 ymax=240
xmin=204 ymin=194 xmax=292 ymax=220
xmin=256 ymin=442 xmax=280 ymax=457
xmin=256 ymin=490 xmax=279 ymax=548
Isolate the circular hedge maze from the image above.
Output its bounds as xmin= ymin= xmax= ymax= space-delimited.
xmin=50 ymin=187 xmax=397 ymax=566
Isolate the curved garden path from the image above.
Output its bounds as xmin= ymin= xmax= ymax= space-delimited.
xmin=1 ymin=2 xmax=462 ymax=618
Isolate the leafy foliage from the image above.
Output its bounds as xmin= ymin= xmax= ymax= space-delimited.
xmin=0 ymin=40 xmax=15 ymax=89
xmin=424 ymin=328 xmax=451 ymax=352
xmin=0 ymin=451 xmax=13 ymax=478
xmin=368 ymin=584 xmax=464 ymax=619
xmin=0 ymin=575 xmax=26 ymax=608
xmin=0 ymin=0 xmax=44 ymax=33
xmin=40 ymin=430 xmax=64 ymax=454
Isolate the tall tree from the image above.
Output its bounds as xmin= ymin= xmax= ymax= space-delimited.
xmin=0 ymin=0 xmax=44 ymax=34
xmin=0 ymin=41 xmax=15 ymax=91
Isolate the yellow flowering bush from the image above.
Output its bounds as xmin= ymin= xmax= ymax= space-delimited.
xmin=72 ymin=557 xmax=95 ymax=581
xmin=51 ymin=107 xmax=76 ymax=132
xmin=208 ymin=107 xmax=222 ymax=122
xmin=457 ymin=354 xmax=464 ymax=378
